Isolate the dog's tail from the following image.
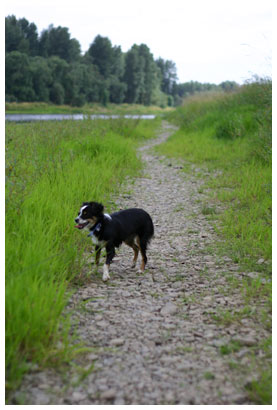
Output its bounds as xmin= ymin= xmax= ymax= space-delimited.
xmin=144 ymin=213 xmax=154 ymax=247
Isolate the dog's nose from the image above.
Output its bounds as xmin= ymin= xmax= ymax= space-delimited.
xmin=75 ymin=218 xmax=79 ymax=223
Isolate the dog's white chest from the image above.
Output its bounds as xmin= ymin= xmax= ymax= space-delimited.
xmin=87 ymin=213 xmax=111 ymax=247
xmin=90 ymin=234 xmax=106 ymax=247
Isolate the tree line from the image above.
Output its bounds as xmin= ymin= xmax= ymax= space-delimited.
xmin=5 ymin=15 xmax=239 ymax=107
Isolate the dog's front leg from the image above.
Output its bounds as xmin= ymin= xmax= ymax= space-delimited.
xmin=102 ymin=243 xmax=115 ymax=281
xmin=95 ymin=245 xmax=101 ymax=267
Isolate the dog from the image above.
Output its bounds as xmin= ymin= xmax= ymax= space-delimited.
xmin=75 ymin=201 xmax=154 ymax=281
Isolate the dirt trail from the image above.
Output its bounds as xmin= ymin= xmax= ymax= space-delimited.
xmin=12 ymin=121 xmax=266 ymax=404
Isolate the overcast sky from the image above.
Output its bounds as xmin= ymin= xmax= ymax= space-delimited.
xmin=5 ymin=0 xmax=272 ymax=84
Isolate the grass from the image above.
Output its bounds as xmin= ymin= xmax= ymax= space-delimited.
xmin=5 ymin=116 xmax=160 ymax=395
xmin=5 ymin=101 xmax=174 ymax=115
xmin=156 ymin=79 xmax=272 ymax=404
xmin=157 ymin=80 xmax=272 ymax=273
xmin=245 ymin=371 xmax=272 ymax=405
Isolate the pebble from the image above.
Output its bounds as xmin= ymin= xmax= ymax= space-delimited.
xmin=232 ymin=336 xmax=257 ymax=346
xmin=236 ymin=348 xmax=250 ymax=358
xmin=160 ymin=302 xmax=178 ymax=316
xmin=72 ymin=391 xmax=87 ymax=402
xmin=110 ymin=338 xmax=125 ymax=346
xmin=100 ymin=389 xmax=117 ymax=400
xmin=171 ymin=281 xmax=182 ymax=289
xmin=87 ymin=353 xmax=98 ymax=361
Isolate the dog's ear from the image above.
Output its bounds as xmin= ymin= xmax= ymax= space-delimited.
xmin=90 ymin=201 xmax=104 ymax=215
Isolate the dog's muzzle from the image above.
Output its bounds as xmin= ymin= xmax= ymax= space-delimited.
xmin=74 ymin=218 xmax=89 ymax=230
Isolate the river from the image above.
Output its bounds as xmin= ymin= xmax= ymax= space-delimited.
xmin=5 ymin=114 xmax=156 ymax=122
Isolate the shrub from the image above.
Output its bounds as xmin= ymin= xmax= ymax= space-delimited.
xmin=215 ymin=114 xmax=245 ymax=140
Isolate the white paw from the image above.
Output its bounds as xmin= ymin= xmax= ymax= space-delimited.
xmin=102 ymin=264 xmax=110 ymax=281
xmin=102 ymin=274 xmax=110 ymax=281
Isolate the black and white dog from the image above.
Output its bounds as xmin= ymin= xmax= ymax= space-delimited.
xmin=75 ymin=201 xmax=154 ymax=281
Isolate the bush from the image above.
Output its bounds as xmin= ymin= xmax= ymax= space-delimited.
xmin=215 ymin=114 xmax=245 ymax=140
xmin=5 ymin=94 xmax=17 ymax=103
xmin=50 ymin=82 xmax=65 ymax=105
xmin=71 ymin=93 xmax=86 ymax=107
xmin=251 ymin=122 xmax=272 ymax=164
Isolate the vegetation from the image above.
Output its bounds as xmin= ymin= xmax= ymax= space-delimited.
xmin=158 ymin=79 xmax=272 ymax=270
xmin=5 ymin=101 xmax=174 ymax=115
xmin=157 ymin=78 xmax=272 ymax=404
xmin=5 ymin=117 xmax=160 ymax=393
xmin=5 ymin=15 xmax=176 ymax=107
xmin=5 ymin=15 xmax=238 ymax=108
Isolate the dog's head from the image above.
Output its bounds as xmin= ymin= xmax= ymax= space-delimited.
xmin=74 ymin=201 xmax=104 ymax=230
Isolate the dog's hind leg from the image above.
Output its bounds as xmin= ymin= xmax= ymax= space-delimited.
xmin=131 ymin=244 xmax=139 ymax=268
xmin=124 ymin=237 xmax=139 ymax=268
xmin=137 ymin=236 xmax=148 ymax=273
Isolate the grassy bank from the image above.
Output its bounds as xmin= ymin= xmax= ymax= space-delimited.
xmin=156 ymin=80 xmax=272 ymax=404
xmin=159 ymin=81 xmax=272 ymax=271
xmin=5 ymin=117 xmax=160 ymax=393
xmin=5 ymin=101 xmax=174 ymax=115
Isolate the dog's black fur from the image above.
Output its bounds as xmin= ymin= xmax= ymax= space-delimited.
xmin=75 ymin=201 xmax=154 ymax=280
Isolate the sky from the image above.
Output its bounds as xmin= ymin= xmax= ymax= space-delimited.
xmin=4 ymin=0 xmax=272 ymax=84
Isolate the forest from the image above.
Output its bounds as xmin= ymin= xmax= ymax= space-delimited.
xmin=5 ymin=15 xmax=238 ymax=107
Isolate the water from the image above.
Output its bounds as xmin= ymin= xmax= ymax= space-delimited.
xmin=5 ymin=113 xmax=156 ymax=122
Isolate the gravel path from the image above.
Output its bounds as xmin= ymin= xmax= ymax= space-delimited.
xmin=12 ymin=121 xmax=269 ymax=405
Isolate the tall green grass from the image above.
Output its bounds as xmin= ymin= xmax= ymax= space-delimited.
xmin=5 ymin=117 xmax=159 ymax=392
xmin=158 ymin=80 xmax=272 ymax=270
xmin=157 ymin=79 xmax=272 ymax=404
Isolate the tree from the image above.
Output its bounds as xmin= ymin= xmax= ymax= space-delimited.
xmin=47 ymin=56 xmax=69 ymax=104
xmin=156 ymin=58 xmax=178 ymax=95
xmin=5 ymin=15 xmax=25 ymax=53
xmin=38 ymin=25 xmax=81 ymax=62
xmin=87 ymin=35 xmax=114 ymax=77
xmin=50 ymin=82 xmax=65 ymax=105
xmin=124 ymin=44 xmax=160 ymax=105
xmin=30 ymin=56 xmax=52 ymax=101
xmin=5 ymin=15 xmax=179 ymax=106
xmin=18 ymin=18 xmax=39 ymax=56
xmin=220 ymin=81 xmax=239 ymax=92
xmin=124 ymin=45 xmax=143 ymax=103
xmin=174 ymin=81 xmax=220 ymax=100
xmin=86 ymin=36 xmax=126 ymax=103
xmin=108 ymin=76 xmax=127 ymax=103
xmin=65 ymin=61 xmax=102 ymax=105
xmin=47 ymin=55 xmax=69 ymax=81
xmin=38 ymin=29 xmax=50 ymax=58
xmin=5 ymin=15 xmax=39 ymax=56
xmin=138 ymin=44 xmax=160 ymax=105
xmin=5 ymin=51 xmax=35 ymax=101
xmin=112 ymin=45 xmax=125 ymax=79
